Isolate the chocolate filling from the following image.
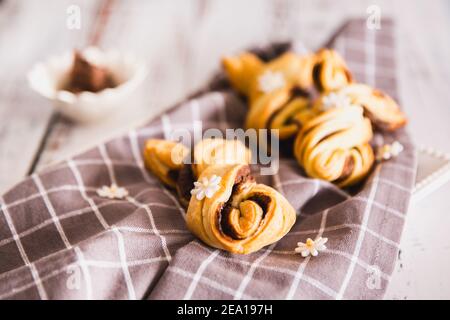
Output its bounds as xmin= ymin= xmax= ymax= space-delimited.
xmin=246 ymin=193 xmax=271 ymax=213
xmin=219 ymin=204 xmax=236 ymax=238
xmin=312 ymin=63 xmax=324 ymax=92
xmin=312 ymin=62 xmax=351 ymax=92
xmin=218 ymin=167 xmax=270 ymax=240
xmin=250 ymin=42 xmax=292 ymax=62
xmin=266 ymin=86 xmax=309 ymax=130
xmin=167 ymin=169 xmax=179 ymax=184
xmin=176 ymin=165 xmax=195 ymax=208
xmin=290 ymin=86 xmax=310 ymax=98
xmin=233 ymin=165 xmax=252 ymax=186
xmin=65 ymin=51 xmax=116 ymax=93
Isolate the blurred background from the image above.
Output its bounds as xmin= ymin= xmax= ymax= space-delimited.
xmin=0 ymin=0 xmax=449 ymax=298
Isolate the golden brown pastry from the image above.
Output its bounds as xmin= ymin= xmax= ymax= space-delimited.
xmin=336 ymin=84 xmax=407 ymax=131
xmin=186 ymin=164 xmax=296 ymax=254
xmin=222 ymin=51 xmax=315 ymax=103
xmin=222 ymin=52 xmax=263 ymax=96
xmin=173 ymin=138 xmax=252 ymax=208
xmin=143 ymin=138 xmax=297 ymax=254
xmin=312 ymin=49 xmax=352 ymax=92
xmin=223 ymin=51 xmax=318 ymax=140
xmin=143 ymin=139 xmax=189 ymax=188
xmin=192 ymin=138 xmax=252 ymax=177
xmin=294 ymin=105 xmax=374 ymax=187
xmin=245 ymin=87 xmax=316 ymax=140
xmin=247 ymin=52 xmax=315 ymax=104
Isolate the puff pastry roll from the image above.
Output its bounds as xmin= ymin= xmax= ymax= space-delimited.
xmin=186 ymin=164 xmax=296 ymax=254
xmin=223 ymin=51 xmax=318 ymax=140
xmin=192 ymin=138 xmax=252 ymax=177
xmin=245 ymin=87 xmax=315 ymax=140
xmin=143 ymin=139 xmax=189 ymax=188
xmin=174 ymin=138 xmax=252 ymax=208
xmin=337 ymin=84 xmax=407 ymax=131
xmin=294 ymin=105 xmax=374 ymax=187
xmin=223 ymin=52 xmax=315 ymax=103
xmin=312 ymin=49 xmax=353 ymax=92
xmin=247 ymin=52 xmax=315 ymax=104
xmin=222 ymin=52 xmax=264 ymax=96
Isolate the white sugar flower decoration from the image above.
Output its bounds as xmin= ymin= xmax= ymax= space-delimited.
xmin=191 ymin=175 xmax=222 ymax=201
xmin=376 ymin=141 xmax=404 ymax=161
xmin=97 ymin=183 xmax=129 ymax=199
xmin=295 ymin=237 xmax=328 ymax=257
xmin=321 ymin=91 xmax=354 ymax=111
xmin=258 ymin=70 xmax=286 ymax=93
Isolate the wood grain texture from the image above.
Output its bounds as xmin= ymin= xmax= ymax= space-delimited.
xmin=1 ymin=0 xmax=450 ymax=299
xmin=0 ymin=0 xmax=100 ymax=190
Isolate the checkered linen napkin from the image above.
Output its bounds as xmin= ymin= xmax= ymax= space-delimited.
xmin=0 ymin=19 xmax=416 ymax=300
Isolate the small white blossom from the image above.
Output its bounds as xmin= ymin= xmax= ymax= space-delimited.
xmin=376 ymin=141 xmax=404 ymax=161
xmin=97 ymin=183 xmax=129 ymax=199
xmin=190 ymin=175 xmax=222 ymax=201
xmin=258 ymin=70 xmax=286 ymax=93
xmin=295 ymin=237 xmax=328 ymax=257
xmin=321 ymin=91 xmax=354 ymax=111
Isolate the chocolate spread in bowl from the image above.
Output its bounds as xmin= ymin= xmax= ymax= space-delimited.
xmin=64 ymin=51 xmax=116 ymax=94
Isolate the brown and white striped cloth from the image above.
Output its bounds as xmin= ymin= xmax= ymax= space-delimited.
xmin=0 ymin=19 xmax=416 ymax=300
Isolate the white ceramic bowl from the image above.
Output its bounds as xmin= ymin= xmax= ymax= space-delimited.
xmin=27 ymin=47 xmax=147 ymax=123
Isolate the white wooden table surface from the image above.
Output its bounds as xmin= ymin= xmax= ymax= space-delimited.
xmin=1 ymin=0 xmax=449 ymax=299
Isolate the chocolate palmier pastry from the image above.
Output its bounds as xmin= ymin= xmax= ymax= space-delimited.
xmin=294 ymin=105 xmax=374 ymax=187
xmin=337 ymin=84 xmax=407 ymax=131
xmin=174 ymin=138 xmax=252 ymax=208
xmin=186 ymin=164 xmax=296 ymax=254
xmin=312 ymin=49 xmax=352 ymax=92
xmin=143 ymin=139 xmax=189 ymax=188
